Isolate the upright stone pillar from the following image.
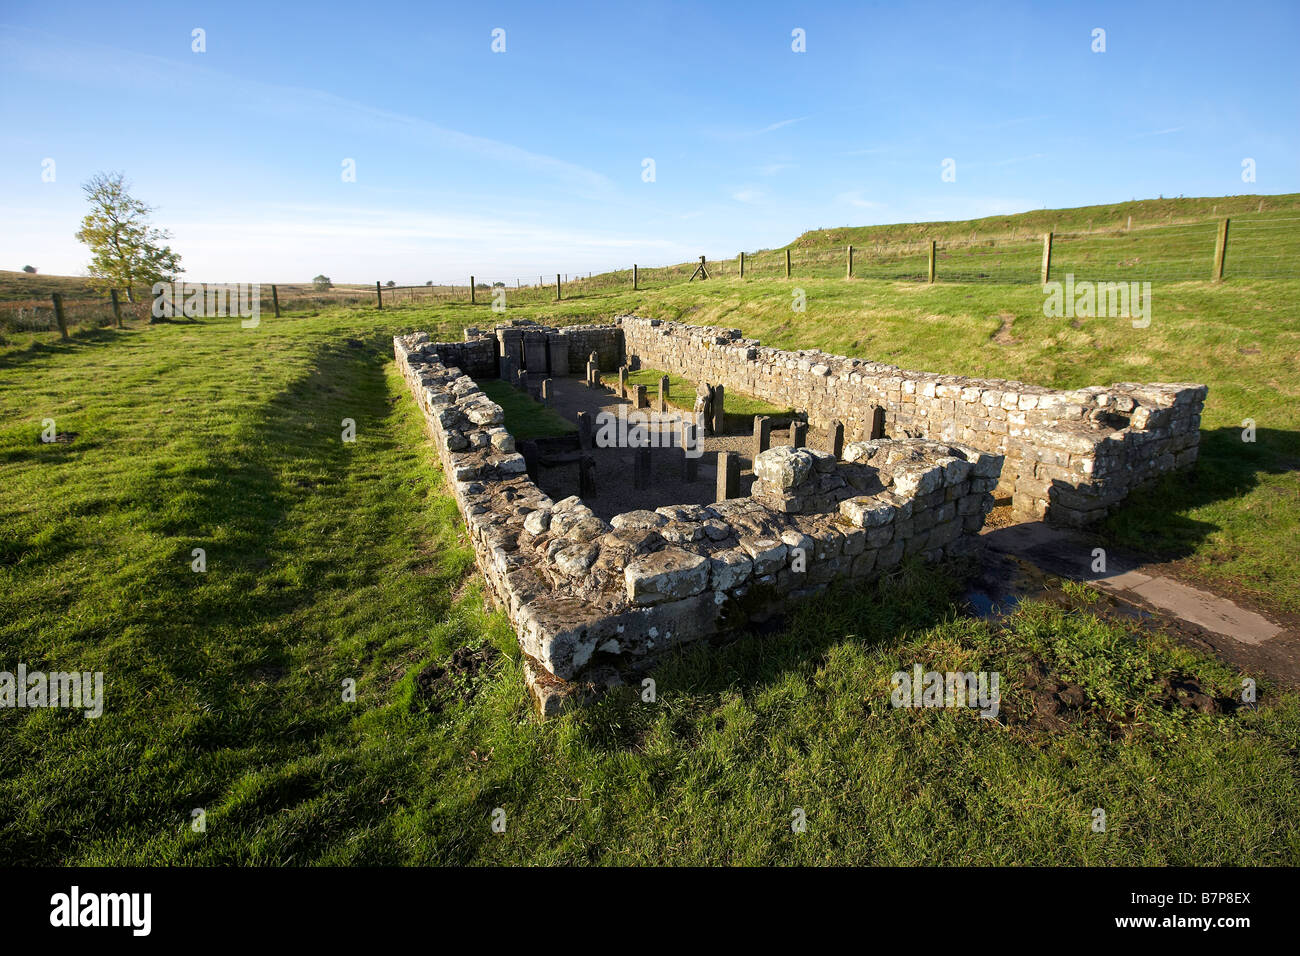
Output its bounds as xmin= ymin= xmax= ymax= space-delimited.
xmin=716 ymin=451 xmax=739 ymax=501
xmin=791 ymin=421 xmax=808 ymax=448
xmin=694 ymin=385 xmax=713 ymax=437
xmin=681 ymin=422 xmax=699 ymax=483
xmin=752 ymin=415 xmax=771 ymax=463
xmin=634 ymin=447 xmax=651 ymax=490
xmin=828 ymin=419 xmax=845 ymax=459
xmin=523 ymin=331 xmax=548 ymax=376
xmin=658 ymin=376 xmax=670 ymax=413
xmin=711 ymin=384 xmax=726 ymax=436
xmin=579 ymin=456 xmax=597 ymax=498
xmin=546 ymin=332 xmax=569 ymax=377
xmin=498 ymin=329 xmax=523 ymax=380
xmin=576 ymin=411 xmax=593 ymax=450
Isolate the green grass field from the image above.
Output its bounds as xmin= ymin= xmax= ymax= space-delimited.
xmin=2 ymin=200 xmax=1298 ymax=865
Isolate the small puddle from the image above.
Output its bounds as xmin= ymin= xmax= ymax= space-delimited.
xmin=961 ymin=551 xmax=1055 ymax=620
xmin=963 ymin=587 xmax=1020 ymax=619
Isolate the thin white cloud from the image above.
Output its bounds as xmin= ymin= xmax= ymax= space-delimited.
xmin=0 ymin=199 xmax=696 ymax=282
xmin=0 ymin=25 xmax=613 ymax=196
xmin=704 ymin=116 xmax=810 ymax=141
xmin=755 ymin=117 xmax=807 ymax=134
xmin=835 ymin=191 xmax=884 ymax=210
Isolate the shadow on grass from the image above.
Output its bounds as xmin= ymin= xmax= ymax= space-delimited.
xmin=1097 ymin=426 xmax=1298 ymax=561
xmin=0 ymin=334 xmax=418 ymax=863
xmin=130 ymin=335 xmax=407 ymax=681
xmin=0 ymin=323 xmax=136 ymax=372
xmin=573 ymin=559 xmax=966 ymax=752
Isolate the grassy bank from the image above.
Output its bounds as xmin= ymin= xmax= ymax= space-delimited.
xmin=1 ymin=306 xmax=1297 ymax=864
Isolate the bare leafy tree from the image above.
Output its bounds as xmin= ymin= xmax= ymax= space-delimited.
xmin=75 ymin=172 xmax=182 ymax=302
xmin=313 ymin=274 xmax=333 ymax=291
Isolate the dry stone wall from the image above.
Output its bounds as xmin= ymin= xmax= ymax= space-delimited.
xmin=396 ymin=329 xmax=1003 ymax=716
xmin=620 ymin=314 xmax=1206 ymax=526
xmin=467 ymin=319 xmax=623 ymax=378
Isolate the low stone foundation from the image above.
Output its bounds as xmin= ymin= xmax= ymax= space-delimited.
xmin=396 ymin=313 xmax=1206 ymax=714
xmin=621 ymin=315 xmax=1207 ymax=526
xmin=396 ymin=330 xmax=1003 ymax=715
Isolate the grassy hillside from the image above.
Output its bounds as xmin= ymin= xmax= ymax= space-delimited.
xmin=788 ymin=193 xmax=1300 ymax=247
xmin=2 ymin=308 xmax=1297 ymax=865
xmin=0 ymin=270 xmax=105 ymax=301
xmin=2 ymin=197 xmax=1297 ymax=865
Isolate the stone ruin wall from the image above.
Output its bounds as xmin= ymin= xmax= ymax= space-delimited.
xmin=620 ymin=314 xmax=1207 ymax=527
xmin=394 ymin=330 xmax=1005 ymax=715
xmin=465 ymin=320 xmax=623 ymax=379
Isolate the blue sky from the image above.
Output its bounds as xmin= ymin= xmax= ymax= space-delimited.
xmin=2 ymin=0 xmax=1296 ymax=284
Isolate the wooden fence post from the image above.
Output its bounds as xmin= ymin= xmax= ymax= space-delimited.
xmin=376 ymin=281 xmax=383 ymax=310
xmin=846 ymin=244 xmax=853 ymax=278
xmin=1040 ymin=232 xmax=1053 ymax=285
xmin=927 ymin=240 xmax=936 ymax=284
xmin=785 ymin=248 xmax=791 ymax=278
xmin=471 ymin=276 xmax=476 ymax=304
xmin=1213 ymin=218 xmax=1230 ymax=281
xmin=633 ymin=264 xmax=638 ymax=290
xmin=556 ymin=274 xmax=562 ymax=300
xmin=739 ymin=251 xmax=745 ymax=277
xmin=51 ymin=293 xmax=68 ymax=340
xmin=110 ymin=289 xmax=122 ymax=328
xmin=271 ymin=284 xmax=281 ymax=318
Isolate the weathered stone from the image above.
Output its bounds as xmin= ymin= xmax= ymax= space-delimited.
xmin=624 ymin=547 xmax=710 ymax=605
xmin=610 ymin=509 xmax=668 ymax=531
xmin=554 ymin=542 xmax=599 ymax=576
xmin=753 ymin=445 xmax=815 ymax=491
xmin=840 ymin=496 xmax=897 ymax=528
xmin=709 ymin=548 xmax=753 ymax=591
xmin=523 ymin=509 xmax=551 ymax=535
xmin=740 ymin=536 xmax=788 ymax=575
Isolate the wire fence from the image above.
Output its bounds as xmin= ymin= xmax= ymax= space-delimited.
xmin=5 ymin=212 xmax=1295 ymax=334
xmin=347 ymin=211 xmax=1297 ymax=312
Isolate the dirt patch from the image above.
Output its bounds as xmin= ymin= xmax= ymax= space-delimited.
xmin=1153 ymin=675 xmax=1238 ymax=715
xmin=982 ymin=501 xmax=1018 ymax=529
xmin=1002 ymin=660 xmax=1092 ymax=732
xmin=991 ymin=312 xmax=1019 ymax=345
xmin=1002 ymin=659 xmax=1238 ymax=734
xmin=413 ymin=645 xmax=501 ymax=713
